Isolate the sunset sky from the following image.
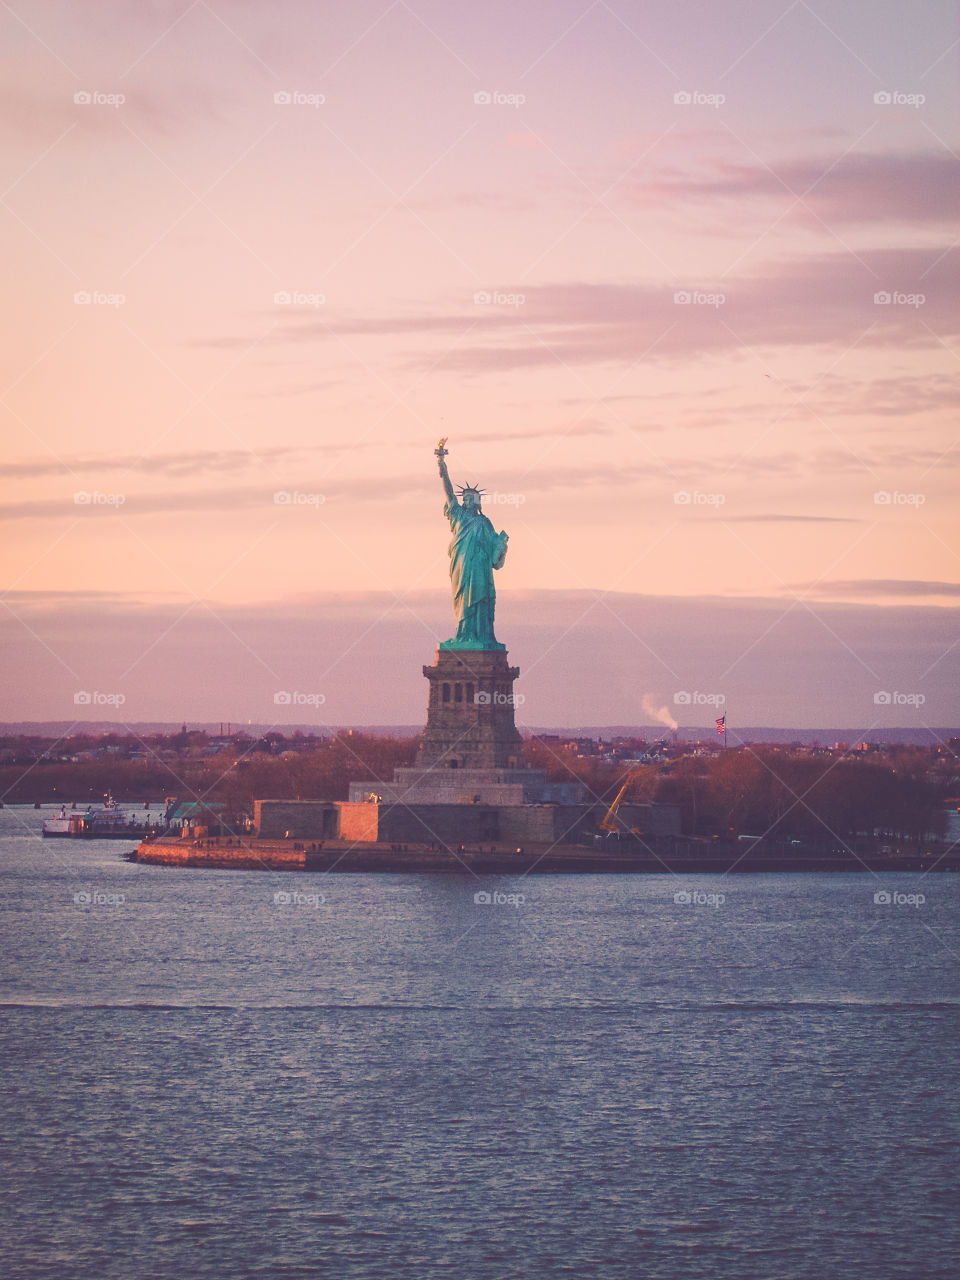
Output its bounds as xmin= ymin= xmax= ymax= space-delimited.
xmin=2 ymin=0 xmax=958 ymax=729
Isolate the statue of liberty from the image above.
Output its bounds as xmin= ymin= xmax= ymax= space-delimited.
xmin=434 ymin=438 xmax=508 ymax=650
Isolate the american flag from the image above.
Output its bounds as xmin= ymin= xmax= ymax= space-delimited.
xmin=716 ymin=715 xmax=726 ymax=736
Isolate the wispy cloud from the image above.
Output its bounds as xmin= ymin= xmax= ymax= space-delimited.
xmin=794 ymin=579 xmax=960 ymax=598
xmin=212 ymin=246 xmax=958 ymax=372
xmin=4 ymin=441 xmax=953 ymax=523
xmin=724 ymin=513 xmax=860 ymax=523
xmin=623 ymin=151 xmax=960 ymax=227
xmin=0 ymin=444 xmax=340 ymax=482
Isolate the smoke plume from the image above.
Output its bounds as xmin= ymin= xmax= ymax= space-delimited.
xmin=642 ymin=693 xmax=678 ymax=732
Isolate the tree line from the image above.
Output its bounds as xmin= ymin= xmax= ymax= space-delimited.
xmin=2 ymin=734 xmax=952 ymax=845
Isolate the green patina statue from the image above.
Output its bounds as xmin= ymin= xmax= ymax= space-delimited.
xmin=435 ymin=438 xmax=508 ymax=650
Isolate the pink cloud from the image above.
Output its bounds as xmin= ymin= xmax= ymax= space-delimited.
xmin=433 ymin=246 xmax=959 ymax=371
xmin=207 ymin=245 xmax=956 ymax=371
xmin=625 ymin=151 xmax=960 ymax=227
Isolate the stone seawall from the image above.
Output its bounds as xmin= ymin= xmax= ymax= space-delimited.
xmin=132 ymin=836 xmax=959 ymax=874
xmin=135 ymin=839 xmax=308 ymax=870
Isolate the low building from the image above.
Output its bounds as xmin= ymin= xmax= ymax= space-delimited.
xmin=167 ymin=800 xmax=228 ymax=834
xmin=253 ymin=797 xmax=597 ymax=846
xmin=254 ymin=799 xmax=378 ymax=842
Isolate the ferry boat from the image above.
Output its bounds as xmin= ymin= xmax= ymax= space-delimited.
xmin=42 ymin=794 xmax=157 ymax=839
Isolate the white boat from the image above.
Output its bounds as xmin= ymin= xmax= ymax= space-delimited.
xmin=42 ymin=793 xmax=155 ymax=839
xmin=42 ymin=806 xmax=75 ymax=836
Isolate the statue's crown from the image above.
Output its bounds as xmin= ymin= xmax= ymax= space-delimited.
xmin=457 ymin=482 xmax=485 ymax=501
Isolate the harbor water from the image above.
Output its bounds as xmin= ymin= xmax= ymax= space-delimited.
xmin=1 ymin=805 xmax=958 ymax=1279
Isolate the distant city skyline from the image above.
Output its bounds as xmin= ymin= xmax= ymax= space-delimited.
xmin=2 ymin=0 xmax=958 ymax=727
xmin=3 ymin=722 xmax=954 ymax=749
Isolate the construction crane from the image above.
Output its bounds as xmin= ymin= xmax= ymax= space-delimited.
xmin=599 ymin=768 xmax=650 ymax=835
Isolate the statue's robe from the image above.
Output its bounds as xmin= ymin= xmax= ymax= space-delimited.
xmin=444 ymin=499 xmax=508 ymax=647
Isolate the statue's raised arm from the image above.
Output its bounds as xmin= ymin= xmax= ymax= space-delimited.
xmin=435 ymin=437 xmax=457 ymax=508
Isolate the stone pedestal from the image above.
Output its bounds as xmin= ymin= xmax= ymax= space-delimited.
xmin=347 ymin=646 xmax=586 ymax=812
xmin=417 ymin=648 xmax=523 ymax=771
